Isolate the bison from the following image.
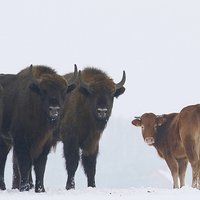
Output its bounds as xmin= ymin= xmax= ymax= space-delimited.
xmin=59 ymin=67 xmax=126 ymax=190
xmin=0 ymin=65 xmax=77 ymax=192
xmin=0 ymin=84 xmax=3 ymax=134
xmin=132 ymin=113 xmax=188 ymax=189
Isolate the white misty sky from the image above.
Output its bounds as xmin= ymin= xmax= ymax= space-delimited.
xmin=0 ymin=0 xmax=200 ymax=118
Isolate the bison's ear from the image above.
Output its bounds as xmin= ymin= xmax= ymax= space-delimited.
xmin=79 ymin=86 xmax=92 ymax=96
xmin=66 ymin=84 xmax=77 ymax=94
xmin=157 ymin=116 xmax=166 ymax=126
xmin=29 ymin=82 xmax=41 ymax=95
xmin=131 ymin=119 xmax=141 ymax=127
xmin=114 ymin=87 xmax=125 ymax=98
xmin=62 ymin=84 xmax=77 ymax=96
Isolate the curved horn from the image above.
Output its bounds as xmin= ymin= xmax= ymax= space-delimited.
xmin=29 ymin=64 xmax=33 ymax=77
xmin=115 ymin=70 xmax=126 ymax=90
xmin=68 ymin=64 xmax=78 ymax=86
xmin=79 ymin=70 xmax=93 ymax=94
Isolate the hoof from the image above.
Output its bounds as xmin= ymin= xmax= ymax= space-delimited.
xmin=0 ymin=181 xmax=6 ymax=190
xmin=20 ymin=184 xmax=30 ymax=192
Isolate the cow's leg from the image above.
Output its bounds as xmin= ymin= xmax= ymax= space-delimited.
xmin=14 ymin=139 xmax=32 ymax=192
xmin=33 ymin=144 xmax=51 ymax=193
xmin=165 ymin=156 xmax=179 ymax=188
xmin=63 ymin=139 xmax=79 ymax=190
xmin=182 ymin=136 xmax=198 ymax=189
xmin=81 ymin=148 xmax=98 ymax=188
xmin=177 ymin=157 xmax=188 ymax=188
xmin=0 ymin=137 xmax=11 ymax=190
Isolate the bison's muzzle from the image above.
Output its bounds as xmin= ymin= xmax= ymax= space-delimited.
xmin=49 ymin=106 xmax=60 ymax=121
xmin=97 ymin=108 xmax=108 ymax=120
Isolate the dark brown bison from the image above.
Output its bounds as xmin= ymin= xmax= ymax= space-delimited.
xmin=0 ymin=84 xmax=3 ymax=133
xmin=0 ymin=65 xmax=77 ymax=192
xmin=0 ymin=73 xmax=20 ymax=190
xmin=59 ymin=67 xmax=126 ymax=190
xmin=132 ymin=113 xmax=188 ymax=189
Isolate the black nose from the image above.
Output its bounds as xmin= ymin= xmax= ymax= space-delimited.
xmin=97 ymin=108 xmax=108 ymax=119
xmin=49 ymin=106 xmax=60 ymax=120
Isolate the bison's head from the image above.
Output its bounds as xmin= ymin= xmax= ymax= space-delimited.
xmin=79 ymin=69 xmax=126 ymax=128
xmin=29 ymin=65 xmax=77 ymax=123
xmin=132 ymin=113 xmax=166 ymax=145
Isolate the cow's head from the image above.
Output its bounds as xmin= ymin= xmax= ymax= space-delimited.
xmin=132 ymin=113 xmax=166 ymax=145
xmin=29 ymin=65 xmax=77 ymax=123
xmin=79 ymin=69 xmax=126 ymax=125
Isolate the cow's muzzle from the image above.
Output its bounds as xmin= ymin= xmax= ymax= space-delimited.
xmin=144 ymin=137 xmax=155 ymax=145
xmin=49 ymin=106 xmax=60 ymax=121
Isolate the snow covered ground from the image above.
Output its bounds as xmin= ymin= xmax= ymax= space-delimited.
xmin=0 ymin=186 xmax=200 ymax=200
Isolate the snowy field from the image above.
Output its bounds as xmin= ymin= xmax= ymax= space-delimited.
xmin=1 ymin=187 xmax=200 ymax=200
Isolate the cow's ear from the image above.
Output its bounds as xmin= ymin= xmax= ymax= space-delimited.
xmin=157 ymin=116 xmax=166 ymax=126
xmin=132 ymin=119 xmax=141 ymax=127
xmin=114 ymin=87 xmax=125 ymax=98
xmin=29 ymin=82 xmax=41 ymax=95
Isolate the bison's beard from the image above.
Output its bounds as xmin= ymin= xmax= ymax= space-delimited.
xmin=49 ymin=117 xmax=59 ymax=126
xmin=96 ymin=118 xmax=109 ymax=132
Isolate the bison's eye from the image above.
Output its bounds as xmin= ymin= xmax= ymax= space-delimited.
xmin=141 ymin=125 xmax=144 ymax=129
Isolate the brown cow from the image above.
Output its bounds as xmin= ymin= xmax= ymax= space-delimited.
xmin=132 ymin=113 xmax=188 ymax=189
xmin=59 ymin=67 xmax=126 ymax=190
xmin=178 ymin=104 xmax=200 ymax=189
xmin=0 ymin=65 xmax=77 ymax=192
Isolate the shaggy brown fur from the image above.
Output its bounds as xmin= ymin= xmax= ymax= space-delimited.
xmin=0 ymin=84 xmax=3 ymax=134
xmin=132 ymin=113 xmax=188 ymax=189
xmin=0 ymin=65 xmax=77 ymax=192
xmin=60 ymin=67 xmax=125 ymax=190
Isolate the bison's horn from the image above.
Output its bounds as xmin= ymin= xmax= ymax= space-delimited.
xmin=79 ymin=70 xmax=93 ymax=94
xmin=68 ymin=64 xmax=78 ymax=86
xmin=115 ymin=70 xmax=126 ymax=90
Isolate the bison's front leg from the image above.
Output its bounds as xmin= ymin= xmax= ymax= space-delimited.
xmin=33 ymin=144 xmax=51 ymax=193
xmin=12 ymin=151 xmax=20 ymax=189
xmin=14 ymin=147 xmax=32 ymax=192
xmin=82 ymin=148 xmax=98 ymax=188
xmin=0 ymin=137 xmax=11 ymax=190
xmin=63 ymin=139 xmax=80 ymax=190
